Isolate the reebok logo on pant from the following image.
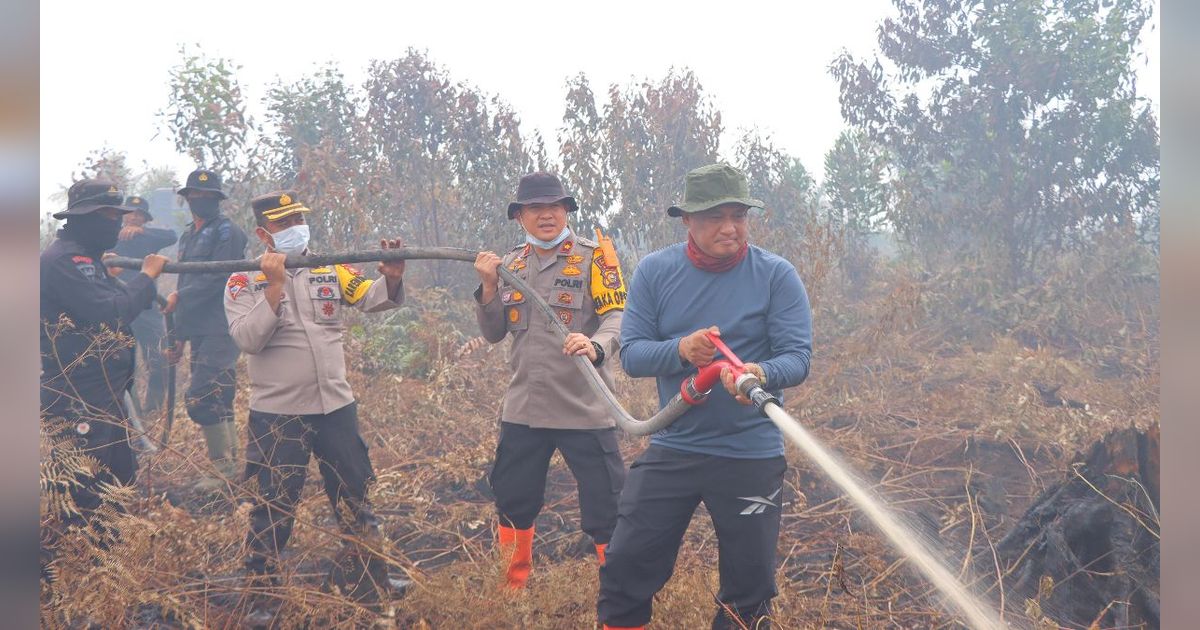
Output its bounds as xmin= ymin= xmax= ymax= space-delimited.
xmin=738 ymin=487 xmax=782 ymax=516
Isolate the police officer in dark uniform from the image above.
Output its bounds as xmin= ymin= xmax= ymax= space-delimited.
xmin=111 ymin=195 xmax=177 ymax=415
xmin=161 ymin=169 xmax=248 ymax=492
xmin=40 ymin=178 xmax=168 ymax=530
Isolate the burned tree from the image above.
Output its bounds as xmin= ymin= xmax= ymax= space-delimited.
xmin=995 ymin=425 xmax=1159 ymax=627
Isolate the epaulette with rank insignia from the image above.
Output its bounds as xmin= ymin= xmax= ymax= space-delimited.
xmin=335 ymin=263 xmax=373 ymax=304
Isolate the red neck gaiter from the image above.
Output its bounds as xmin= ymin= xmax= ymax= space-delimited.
xmin=686 ymin=234 xmax=748 ymax=273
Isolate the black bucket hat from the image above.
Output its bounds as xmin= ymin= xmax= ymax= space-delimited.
xmin=667 ymin=163 xmax=764 ymax=217
xmin=53 ymin=178 xmax=136 ymax=219
xmin=507 ymin=172 xmax=578 ymax=220
xmin=124 ymin=195 xmax=153 ymax=220
xmin=177 ymin=168 xmax=228 ymax=199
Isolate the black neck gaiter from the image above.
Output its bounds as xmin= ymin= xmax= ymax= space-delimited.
xmin=188 ymin=197 xmax=221 ymax=220
xmin=62 ymin=213 xmax=122 ymax=254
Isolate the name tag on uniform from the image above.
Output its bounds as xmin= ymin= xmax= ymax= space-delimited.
xmin=553 ymin=276 xmax=584 ymax=290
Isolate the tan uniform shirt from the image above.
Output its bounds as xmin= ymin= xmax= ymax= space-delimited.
xmin=475 ymin=232 xmax=627 ymax=430
xmin=224 ymin=262 xmax=403 ymax=415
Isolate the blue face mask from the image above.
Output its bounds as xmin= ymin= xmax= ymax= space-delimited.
xmin=525 ymin=226 xmax=571 ymax=250
xmin=270 ymin=224 xmax=310 ymax=254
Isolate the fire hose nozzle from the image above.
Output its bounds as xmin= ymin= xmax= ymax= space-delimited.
xmin=736 ymin=372 xmax=780 ymax=410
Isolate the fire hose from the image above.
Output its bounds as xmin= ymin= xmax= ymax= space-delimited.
xmin=105 ymin=248 xmax=1003 ymax=628
xmin=106 ymin=248 xmax=702 ymax=436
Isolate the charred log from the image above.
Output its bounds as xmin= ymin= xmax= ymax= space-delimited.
xmin=994 ymin=425 xmax=1159 ymax=628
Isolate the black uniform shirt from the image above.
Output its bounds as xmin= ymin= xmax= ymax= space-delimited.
xmin=175 ymin=215 xmax=247 ymax=338
xmin=40 ymin=235 xmax=157 ymax=416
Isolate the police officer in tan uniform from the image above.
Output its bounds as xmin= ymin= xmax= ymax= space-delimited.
xmin=223 ymin=191 xmax=408 ymax=620
xmin=474 ymin=172 xmax=629 ymax=589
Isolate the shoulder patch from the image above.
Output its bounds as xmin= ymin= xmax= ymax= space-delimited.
xmin=591 ymin=246 xmax=627 ymax=315
xmin=218 ymin=221 xmax=231 ymax=241
xmin=504 ymin=244 xmax=530 ymax=271
xmin=73 ymin=260 xmax=97 ymax=279
xmin=575 ymin=235 xmax=598 ymax=248
xmin=335 ymin=264 xmax=373 ymax=304
xmin=227 ymin=273 xmax=249 ymax=300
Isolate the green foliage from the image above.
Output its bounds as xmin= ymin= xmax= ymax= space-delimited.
xmin=556 ymin=69 xmax=722 ymax=261
xmin=822 ymin=129 xmax=892 ymax=294
xmin=263 ymin=64 xmax=361 ymax=181
xmin=161 ymin=45 xmax=257 ymax=181
xmin=823 ymin=129 xmax=890 ymax=236
xmin=363 ymin=49 xmax=536 ymax=286
xmin=734 ymin=131 xmax=841 ymax=305
xmin=348 ymin=286 xmax=474 ymax=379
xmin=831 ymin=0 xmax=1159 ymax=287
xmin=262 ymin=65 xmax=371 ymax=251
xmin=558 ymin=74 xmax=613 ymax=236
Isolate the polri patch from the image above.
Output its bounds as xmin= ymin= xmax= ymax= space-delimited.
xmin=553 ymin=277 xmax=584 ymax=290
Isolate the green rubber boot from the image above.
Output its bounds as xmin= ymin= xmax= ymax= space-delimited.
xmin=194 ymin=422 xmax=235 ymax=493
xmin=223 ymin=420 xmax=241 ymax=479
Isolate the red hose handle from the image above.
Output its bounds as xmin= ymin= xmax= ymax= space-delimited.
xmin=706 ymin=331 xmax=744 ymax=369
xmin=679 ymin=332 xmax=749 ymax=405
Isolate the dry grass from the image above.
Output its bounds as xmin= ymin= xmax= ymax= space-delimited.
xmin=40 ymin=264 xmax=1159 ymax=628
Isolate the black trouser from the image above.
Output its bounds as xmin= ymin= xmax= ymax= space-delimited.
xmin=42 ymin=403 xmax=137 ymax=545
xmin=130 ymin=309 xmax=168 ymax=414
xmin=184 ymin=334 xmax=238 ymax=427
xmin=489 ymin=422 xmax=626 ymax=544
xmin=598 ymin=444 xmax=786 ymax=629
xmin=243 ymin=402 xmax=379 ymax=574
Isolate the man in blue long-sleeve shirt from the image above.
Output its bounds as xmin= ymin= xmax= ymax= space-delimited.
xmin=598 ymin=164 xmax=812 ymax=630
xmin=111 ymin=195 xmax=177 ymax=415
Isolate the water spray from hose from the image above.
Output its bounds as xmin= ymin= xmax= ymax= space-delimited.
xmin=705 ymin=332 xmax=1004 ymax=630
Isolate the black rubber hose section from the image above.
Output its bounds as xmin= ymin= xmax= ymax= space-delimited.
xmin=106 ymin=249 xmax=688 ymax=436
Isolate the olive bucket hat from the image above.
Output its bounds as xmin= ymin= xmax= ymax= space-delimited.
xmin=667 ymin=163 xmax=764 ymax=217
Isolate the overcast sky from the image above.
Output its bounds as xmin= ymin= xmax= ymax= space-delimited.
xmin=39 ymin=0 xmax=1158 ymax=219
